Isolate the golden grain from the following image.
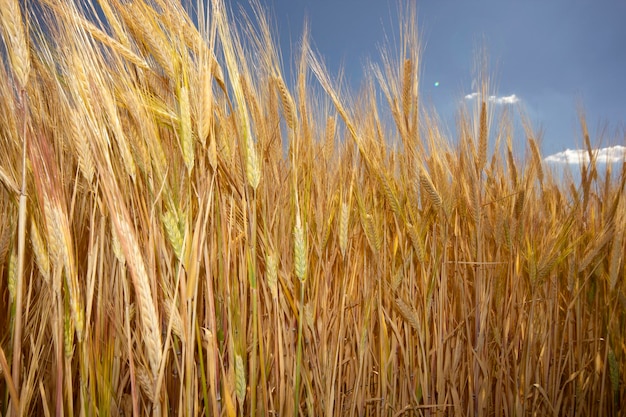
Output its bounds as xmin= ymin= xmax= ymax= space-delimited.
xmin=245 ymin=131 xmax=261 ymax=190
xmin=266 ymin=252 xmax=278 ymax=299
xmin=136 ymin=364 xmax=156 ymax=402
xmin=8 ymin=248 xmax=17 ymax=303
xmin=275 ymin=76 xmax=297 ymax=131
xmin=406 ymin=222 xmax=425 ymax=264
xmin=179 ymin=83 xmax=195 ymax=174
xmin=477 ymin=101 xmax=488 ymax=172
xmin=324 ymin=116 xmax=336 ymax=160
xmin=199 ymin=67 xmax=213 ymax=146
xmin=69 ymin=112 xmax=95 ymax=183
xmin=507 ymin=144 xmax=518 ymax=186
xmin=125 ymin=118 xmax=151 ymax=176
xmin=111 ymin=222 xmax=125 ymax=266
xmin=395 ymin=297 xmax=421 ymax=332
xmin=43 ymin=199 xmax=64 ymax=275
xmin=528 ymin=137 xmax=544 ymax=184
xmin=101 ymin=90 xmax=138 ymax=181
xmin=0 ymin=0 xmax=623 ymax=413
xmin=123 ymin=1 xmax=175 ymax=77
xmin=339 ymin=201 xmax=349 ymax=258
xmin=380 ymin=173 xmax=403 ymax=220
xmin=578 ymin=224 xmax=614 ymax=273
xmin=0 ymin=0 xmax=30 ymax=88
xmin=419 ymin=169 xmax=442 ymax=209
xmin=363 ymin=213 xmax=381 ymax=253
xmin=163 ymin=298 xmax=184 ymax=341
xmin=401 ymin=59 xmax=413 ymax=120
xmin=117 ymin=217 xmax=162 ymax=380
xmin=0 ymin=167 xmax=19 ymax=196
xmin=30 ymin=219 xmax=50 ymax=285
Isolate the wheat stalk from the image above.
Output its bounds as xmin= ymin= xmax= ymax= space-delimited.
xmin=2 ymin=1 xmax=32 ymax=406
xmin=0 ymin=0 xmax=624 ymax=413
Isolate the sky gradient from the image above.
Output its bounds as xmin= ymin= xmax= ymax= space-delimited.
xmin=227 ymin=0 xmax=625 ymax=163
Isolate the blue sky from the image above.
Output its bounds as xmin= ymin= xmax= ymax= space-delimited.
xmin=227 ymin=0 xmax=626 ymax=163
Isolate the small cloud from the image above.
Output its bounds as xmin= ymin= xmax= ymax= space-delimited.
xmin=464 ymin=92 xmax=520 ymax=105
xmin=544 ymin=146 xmax=626 ymax=164
xmin=492 ymin=94 xmax=519 ymax=104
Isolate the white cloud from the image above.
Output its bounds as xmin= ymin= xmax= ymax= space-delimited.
xmin=492 ymin=94 xmax=519 ymax=104
xmin=464 ymin=92 xmax=520 ymax=105
xmin=544 ymin=146 xmax=626 ymax=164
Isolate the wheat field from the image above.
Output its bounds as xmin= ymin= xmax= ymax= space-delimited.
xmin=0 ymin=0 xmax=624 ymax=416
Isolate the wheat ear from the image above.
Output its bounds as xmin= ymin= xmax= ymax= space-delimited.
xmin=275 ymin=76 xmax=297 ymax=131
xmin=294 ymin=208 xmax=307 ymax=282
xmin=266 ymin=252 xmax=278 ymax=300
xmin=115 ymin=216 xmax=162 ymax=385
xmin=477 ymin=100 xmax=488 ymax=172
xmin=30 ymin=219 xmax=50 ymax=285
xmin=339 ymin=200 xmax=349 ymax=258
xmin=419 ymin=168 xmax=442 ymax=209
xmin=0 ymin=0 xmax=31 ymax=88
xmin=178 ymin=81 xmax=195 ymax=174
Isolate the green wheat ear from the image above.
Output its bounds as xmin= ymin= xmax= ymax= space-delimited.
xmin=608 ymin=347 xmax=620 ymax=406
xmin=235 ymin=353 xmax=246 ymax=408
xmin=294 ymin=211 xmax=307 ymax=282
xmin=163 ymin=209 xmax=184 ymax=261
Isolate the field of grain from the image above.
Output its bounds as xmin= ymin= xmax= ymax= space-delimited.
xmin=0 ymin=0 xmax=624 ymax=415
